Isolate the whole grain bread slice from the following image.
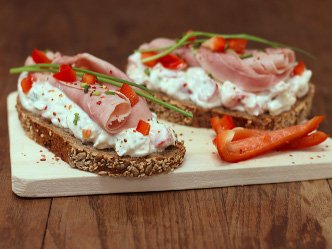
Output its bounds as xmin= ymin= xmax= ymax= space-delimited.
xmin=146 ymin=84 xmax=315 ymax=130
xmin=16 ymin=99 xmax=185 ymax=177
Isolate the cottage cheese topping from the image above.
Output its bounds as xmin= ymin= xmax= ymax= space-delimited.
xmin=18 ymin=73 xmax=176 ymax=157
xmin=127 ymin=52 xmax=311 ymax=116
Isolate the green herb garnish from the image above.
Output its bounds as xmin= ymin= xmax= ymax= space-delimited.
xmin=10 ymin=64 xmax=193 ymax=118
xmin=239 ymin=54 xmax=253 ymax=59
xmin=92 ymin=91 xmax=101 ymax=96
xmin=144 ymin=68 xmax=151 ymax=76
xmin=73 ymin=113 xmax=80 ymax=126
xmin=105 ymin=91 xmax=115 ymax=95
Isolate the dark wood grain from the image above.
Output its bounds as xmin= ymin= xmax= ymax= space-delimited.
xmin=0 ymin=0 xmax=331 ymax=248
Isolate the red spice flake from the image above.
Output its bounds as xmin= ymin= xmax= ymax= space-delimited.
xmin=40 ymin=158 xmax=46 ymax=161
xmin=212 ymin=152 xmax=216 ymax=155
xmin=183 ymin=83 xmax=188 ymax=87
xmin=100 ymin=96 xmax=105 ymax=99
xmin=39 ymin=150 xmax=43 ymax=152
xmin=96 ymin=101 xmax=102 ymax=105
xmin=109 ymin=70 xmax=113 ymax=74
xmin=58 ymin=118 xmax=61 ymax=123
xmin=44 ymin=106 xmax=48 ymax=110
xmin=53 ymin=112 xmax=56 ymax=116
xmin=188 ymin=89 xmax=193 ymax=94
xmin=41 ymin=154 xmax=46 ymax=157
xmin=317 ymin=155 xmax=321 ymax=158
xmin=124 ymin=139 xmax=127 ymax=143
xmin=92 ymin=86 xmax=97 ymax=89
xmin=158 ymin=130 xmax=160 ymax=133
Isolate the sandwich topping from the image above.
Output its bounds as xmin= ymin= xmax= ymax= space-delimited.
xmin=127 ymin=32 xmax=312 ymax=116
xmin=16 ymin=51 xmax=177 ymax=157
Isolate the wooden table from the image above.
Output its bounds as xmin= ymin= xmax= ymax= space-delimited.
xmin=1 ymin=0 xmax=331 ymax=248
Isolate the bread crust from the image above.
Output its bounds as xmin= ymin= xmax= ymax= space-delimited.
xmin=147 ymin=84 xmax=315 ymax=130
xmin=16 ymin=99 xmax=185 ymax=177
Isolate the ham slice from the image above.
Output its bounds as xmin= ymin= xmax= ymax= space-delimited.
xmin=139 ymin=38 xmax=297 ymax=92
xmin=196 ymin=47 xmax=296 ymax=92
xmin=33 ymin=52 xmax=152 ymax=134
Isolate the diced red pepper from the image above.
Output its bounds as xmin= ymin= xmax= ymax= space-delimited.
xmin=53 ymin=64 xmax=77 ymax=83
xmin=31 ymin=49 xmax=51 ymax=64
xmin=159 ymin=53 xmax=187 ymax=70
xmin=82 ymin=73 xmax=97 ymax=85
xmin=293 ymin=61 xmax=306 ymax=76
xmin=203 ymin=36 xmax=226 ymax=52
xmin=120 ymin=84 xmax=139 ymax=106
xmin=141 ymin=52 xmax=186 ymax=70
xmin=227 ymin=39 xmax=247 ymax=54
xmin=141 ymin=52 xmax=159 ymax=67
xmin=21 ymin=76 xmax=33 ymax=94
xmin=215 ymin=116 xmax=325 ymax=163
xmin=136 ymin=120 xmax=151 ymax=136
xmin=279 ymin=131 xmax=328 ymax=151
xmin=82 ymin=129 xmax=92 ymax=140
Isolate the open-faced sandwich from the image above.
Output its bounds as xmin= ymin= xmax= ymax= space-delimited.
xmin=11 ymin=50 xmax=189 ymax=177
xmin=127 ymin=31 xmax=314 ymax=129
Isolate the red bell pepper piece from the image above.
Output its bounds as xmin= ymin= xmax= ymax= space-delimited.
xmin=53 ymin=64 xmax=77 ymax=83
xmin=120 ymin=84 xmax=139 ymax=106
xmin=227 ymin=39 xmax=247 ymax=54
xmin=210 ymin=115 xmax=235 ymax=134
xmin=82 ymin=73 xmax=97 ymax=85
xmin=21 ymin=76 xmax=33 ymax=94
xmin=203 ymin=36 xmax=226 ymax=52
xmin=293 ymin=61 xmax=306 ymax=76
xmin=31 ymin=49 xmax=51 ymax=64
xmin=279 ymin=131 xmax=328 ymax=151
xmin=216 ymin=116 xmax=325 ymax=163
xmin=136 ymin=120 xmax=150 ymax=136
xmin=141 ymin=52 xmax=159 ymax=67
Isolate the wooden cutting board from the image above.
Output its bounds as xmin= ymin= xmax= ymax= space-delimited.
xmin=7 ymin=92 xmax=332 ymax=197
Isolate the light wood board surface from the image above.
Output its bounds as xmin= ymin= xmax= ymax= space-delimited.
xmin=8 ymin=92 xmax=332 ymax=197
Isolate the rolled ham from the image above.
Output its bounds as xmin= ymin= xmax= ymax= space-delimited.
xmin=196 ymin=47 xmax=296 ymax=92
xmin=33 ymin=52 xmax=152 ymax=134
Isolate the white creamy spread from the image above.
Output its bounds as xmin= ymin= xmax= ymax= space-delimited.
xmin=18 ymin=73 xmax=176 ymax=157
xmin=127 ymin=52 xmax=312 ymax=116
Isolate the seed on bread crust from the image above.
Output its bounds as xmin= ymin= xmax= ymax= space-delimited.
xmin=16 ymin=99 xmax=185 ymax=177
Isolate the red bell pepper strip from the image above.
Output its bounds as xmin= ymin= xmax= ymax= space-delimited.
xmin=136 ymin=120 xmax=150 ymax=136
xmin=210 ymin=115 xmax=235 ymax=134
xmin=159 ymin=54 xmax=186 ymax=70
xmin=31 ymin=49 xmax=51 ymax=64
xmin=279 ymin=131 xmax=328 ymax=151
xmin=120 ymin=84 xmax=139 ymax=106
xmin=53 ymin=64 xmax=77 ymax=83
xmin=216 ymin=116 xmax=325 ymax=163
